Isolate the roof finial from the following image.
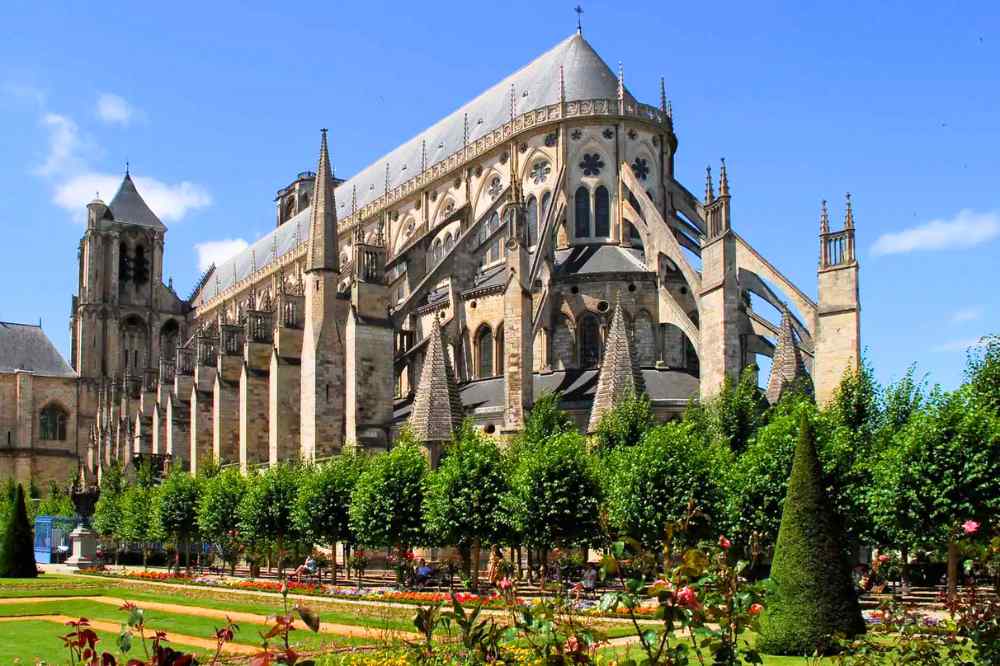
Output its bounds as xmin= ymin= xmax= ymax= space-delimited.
xmin=844 ymin=192 xmax=854 ymax=229
xmin=251 ymin=248 xmax=256 ymax=274
xmin=704 ymin=165 xmax=714 ymax=204
xmin=421 ymin=139 xmax=426 ymax=172
xmin=351 ymin=184 xmax=357 ymax=214
xmin=659 ymin=77 xmax=667 ymax=113
xmin=617 ymin=61 xmax=624 ymax=101
xmin=820 ymin=199 xmax=830 ymax=234
xmin=384 ymin=162 xmax=390 ymax=194
xmin=574 ymin=4 xmax=584 ymax=34
xmin=463 ymin=113 xmax=469 ymax=146
xmin=124 ymin=161 xmax=130 ymax=177
xmin=559 ymin=64 xmax=566 ymax=104
xmin=510 ymin=84 xmax=516 ymax=121
xmin=718 ymin=158 xmax=729 ymax=197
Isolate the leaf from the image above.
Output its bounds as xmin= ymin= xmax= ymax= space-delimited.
xmin=294 ymin=605 xmax=321 ymax=633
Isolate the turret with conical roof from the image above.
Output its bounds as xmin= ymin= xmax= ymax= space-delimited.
xmin=766 ymin=306 xmax=811 ymax=404
xmin=408 ymin=317 xmax=463 ymax=463
xmin=588 ymin=299 xmax=645 ymax=433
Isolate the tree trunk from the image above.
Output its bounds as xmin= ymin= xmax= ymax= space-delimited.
xmin=471 ymin=540 xmax=481 ymax=592
xmin=900 ymin=545 xmax=910 ymax=595
xmin=331 ymin=543 xmax=337 ymax=585
xmin=515 ymin=545 xmax=523 ymax=580
xmin=947 ymin=539 xmax=959 ymax=602
xmin=526 ymin=548 xmax=534 ymax=584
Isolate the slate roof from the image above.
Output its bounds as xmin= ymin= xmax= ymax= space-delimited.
xmin=554 ymin=244 xmax=647 ymax=276
xmin=0 ymin=322 xmax=76 ymax=377
xmin=197 ymin=32 xmax=630 ymax=303
xmin=766 ymin=307 xmax=811 ymax=404
xmin=587 ymin=300 xmax=646 ymax=432
xmin=408 ymin=318 xmax=464 ymax=441
xmin=109 ymin=174 xmax=165 ymax=230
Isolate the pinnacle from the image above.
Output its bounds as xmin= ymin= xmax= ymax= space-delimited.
xmin=587 ymin=299 xmax=645 ymax=432
xmin=408 ymin=318 xmax=464 ymax=442
xmin=307 ymin=128 xmax=339 ymax=273
xmin=766 ymin=306 xmax=810 ymax=404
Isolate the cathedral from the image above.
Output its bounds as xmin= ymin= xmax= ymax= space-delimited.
xmin=3 ymin=31 xmax=861 ymax=484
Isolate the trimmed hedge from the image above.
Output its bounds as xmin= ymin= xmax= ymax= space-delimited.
xmin=0 ymin=484 xmax=37 ymax=578
xmin=758 ymin=413 xmax=864 ymax=655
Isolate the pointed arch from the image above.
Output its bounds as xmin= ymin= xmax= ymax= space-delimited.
xmin=526 ymin=195 xmax=539 ymax=246
xmin=475 ymin=324 xmax=494 ymax=379
xmin=634 ymin=310 xmax=656 ymax=366
xmin=579 ymin=312 xmax=602 ymax=369
xmin=594 ymin=185 xmax=611 ymax=237
xmin=574 ymin=186 xmax=591 ymax=238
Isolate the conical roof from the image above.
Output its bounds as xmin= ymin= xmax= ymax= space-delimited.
xmin=307 ymin=129 xmax=339 ymax=272
xmin=109 ymin=174 xmax=165 ymax=230
xmin=766 ymin=307 xmax=811 ymax=404
xmin=587 ymin=300 xmax=646 ymax=432
xmin=408 ymin=318 xmax=464 ymax=442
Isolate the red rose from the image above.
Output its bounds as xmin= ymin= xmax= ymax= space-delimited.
xmin=718 ymin=535 xmax=731 ymax=550
xmin=676 ymin=586 xmax=699 ymax=609
xmin=749 ymin=603 xmax=763 ymax=615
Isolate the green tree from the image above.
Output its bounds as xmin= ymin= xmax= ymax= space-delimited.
xmin=506 ymin=431 xmax=602 ymax=560
xmin=0 ymin=484 xmax=37 ymax=578
xmin=966 ymin=334 xmax=1000 ymax=416
xmin=118 ymin=483 xmax=159 ymax=569
xmin=593 ymin=389 xmax=654 ymax=453
xmin=36 ymin=480 xmax=75 ymax=519
xmin=424 ymin=421 xmax=509 ymax=582
xmin=154 ymin=470 xmax=202 ymax=572
xmin=706 ymin=366 xmax=769 ymax=455
xmin=292 ymin=453 xmax=367 ymax=581
xmin=238 ymin=463 xmax=302 ymax=575
xmin=92 ymin=464 xmax=126 ymax=564
xmin=349 ymin=435 xmax=428 ymax=549
xmin=198 ymin=467 xmax=247 ymax=574
xmin=605 ymin=421 xmax=720 ymax=549
xmin=757 ymin=413 xmax=865 ymax=656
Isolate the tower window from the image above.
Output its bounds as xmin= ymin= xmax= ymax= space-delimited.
xmin=39 ymin=404 xmax=68 ymax=441
xmin=133 ymin=245 xmax=149 ymax=285
xmin=495 ymin=325 xmax=504 ymax=374
xmin=574 ymin=187 xmax=590 ymax=238
xmin=476 ymin=325 xmax=494 ymax=378
xmin=595 ymin=186 xmax=610 ymax=237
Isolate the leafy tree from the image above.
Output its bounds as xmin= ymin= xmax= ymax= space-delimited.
xmin=238 ymin=463 xmax=302 ymax=575
xmin=757 ymin=413 xmax=865 ymax=655
xmin=198 ymin=467 xmax=247 ymax=574
xmin=593 ymin=389 xmax=654 ymax=453
xmin=292 ymin=453 xmax=367 ymax=581
xmin=506 ymin=430 xmax=602 ymax=558
xmin=518 ymin=391 xmax=574 ymax=451
xmin=0 ymin=484 xmax=37 ymax=578
xmin=36 ymin=480 xmax=75 ymax=518
xmin=118 ymin=483 xmax=159 ymax=569
xmin=154 ymin=470 xmax=202 ymax=572
xmin=966 ymin=334 xmax=1000 ymax=416
xmin=92 ymin=464 xmax=126 ymax=563
xmin=605 ymin=421 xmax=720 ymax=549
xmin=349 ymin=435 xmax=428 ymax=549
xmin=424 ymin=421 xmax=509 ymax=579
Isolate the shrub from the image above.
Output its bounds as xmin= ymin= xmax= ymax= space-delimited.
xmin=349 ymin=436 xmax=428 ymax=549
xmin=0 ymin=484 xmax=37 ymax=578
xmin=757 ymin=413 xmax=865 ymax=655
xmin=593 ymin=389 xmax=654 ymax=453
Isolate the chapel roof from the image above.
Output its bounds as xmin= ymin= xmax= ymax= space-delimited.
xmin=0 ymin=322 xmax=77 ymax=377
xmin=109 ymin=174 xmax=165 ymax=230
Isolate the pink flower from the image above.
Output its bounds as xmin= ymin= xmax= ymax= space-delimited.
xmin=718 ymin=535 xmax=731 ymax=550
xmin=498 ymin=577 xmax=512 ymax=590
xmin=563 ymin=635 xmax=580 ymax=653
xmin=877 ymin=554 xmax=890 ymax=563
xmin=962 ymin=520 xmax=980 ymax=535
xmin=676 ymin=586 xmax=699 ymax=609
xmin=749 ymin=603 xmax=763 ymax=616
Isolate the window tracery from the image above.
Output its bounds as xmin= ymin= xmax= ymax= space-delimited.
xmin=595 ymin=186 xmax=611 ymax=237
xmin=580 ymin=153 xmax=604 ymax=176
xmin=39 ymin=404 xmax=67 ymax=441
xmin=530 ymin=160 xmax=551 ymax=184
xmin=574 ymin=187 xmax=590 ymax=239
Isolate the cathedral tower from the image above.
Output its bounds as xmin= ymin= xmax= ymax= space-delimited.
xmin=502 ymin=150 xmax=534 ymax=431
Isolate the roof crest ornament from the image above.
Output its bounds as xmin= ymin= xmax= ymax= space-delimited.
xmin=575 ymin=4 xmax=584 ymax=34
xmin=352 ymin=184 xmax=357 ymax=214
xmin=704 ymin=165 xmax=714 ymax=204
xmin=463 ymin=113 xmax=469 ymax=146
xmin=718 ymin=158 xmax=729 ymax=197
xmin=659 ymin=77 xmax=667 ymax=113
xmin=844 ymin=192 xmax=854 ymax=229
xmin=820 ymin=199 xmax=830 ymax=234
xmin=617 ymin=62 xmax=624 ymax=101
xmin=559 ymin=64 xmax=566 ymax=105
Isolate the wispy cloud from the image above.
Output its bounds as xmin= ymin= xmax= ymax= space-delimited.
xmin=2 ymin=83 xmax=47 ymax=107
xmin=933 ymin=337 xmax=987 ymax=353
xmin=96 ymin=93 xmax=141 ymax=126
xmin=950 ymin=306 xmax=984 ymax=324
xmin=195 ymin=239 xmax=249 ymax=272
xmin=34 ymin=113 xmax=86 ymax=176
xmin=872 ymin=210 xmax=1000 ymax=255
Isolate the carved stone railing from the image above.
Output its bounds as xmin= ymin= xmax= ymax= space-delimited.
xmin=159 ymin=358 xmax=176 ymax=385
xmin=196 ymin=335 xmax=218 ymax=366
xmin=220 ymin=324 xmax=244 ymax=355
xmin=246 ymin=310 xmax=274 ymax=343
xmin=821 ymin=230 xmax=854 ymax=268
xmin=176 ymin=346 xmax=195 ymax=376
xmin=280 ymin=294 xmax=304 ymax=329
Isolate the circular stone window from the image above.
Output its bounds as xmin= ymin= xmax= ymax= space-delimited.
xmin=597 ymin=300 xmax=610 ymax=312
xmin=484 ymin=424 xmax=496 ymax=434
xmin=679 ymin=286 xmax=688 ymax=295
xmin=570 ymin=286 xmax=580 ymax=295
xmin=627 ymin=283 xmax=637 ymax=292
xmin=470 ymin=300 xmax=477 ymax=309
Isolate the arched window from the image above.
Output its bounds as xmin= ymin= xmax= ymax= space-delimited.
xmin=444 ymin=232 xmax=454 ymax=251
xmin=553 ymin=316 xmax=576 ymax=370
xmin=634 ymin=311 xmax=656 ymax=366
xmin=526 ymin=195 xmax=538 ymax=246
xmin=39 ymin=404 xmax=67 ymax=441
xmin=495 ymin=325 xmax=504 ymax=374
xmin=476 ymin=326 xmax=494 ymax=378
xmin=594 ymin=186 xmax=610 ymax=237
xmin=574 ymin=187 xmax=590 ymax=238
xmin=133 ymin=245 xmax=149 ymax=284
xmin=159 ymin=320 xmax=179 ymax=364
xmin=300 ymin=192 xmax=311 ymax=209
xmin=579 ymin=314 xmax=602 ymax=368
xmin=119 ymin=242 xmax=131 ymax=282
xmin=284 ymin=197 xmax=296 ymax=221
xmin=121 ymin=316 xmax=147 ymax=371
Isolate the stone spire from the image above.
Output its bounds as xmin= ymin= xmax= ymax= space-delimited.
xmin=820 ymin=199 xmax=830 ymax=235
xmin=704 ymin=165 xmax=714 ymax=204
xmin=766 ymin=306 xmax=810 ymax=404
xmin=718 ymin=158 xmax=730 ymax=197
xmin=306 ymin=129 xmax=339 ymax=273
xmin=844 ymin=192 xmax=854 ymax=229
xmin=587 ymin=299 xmax=646 ymax=433
xmin=408 ymin=318 xmax=464 ymax=443
xmin=659 ymin=77 xmax=667 ymax=113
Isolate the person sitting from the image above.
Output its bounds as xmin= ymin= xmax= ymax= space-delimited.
xmin=414 ymin=559 xmax=434 ymax=587
xmin=293 ymin=555 xmax=318 ymax=581
xmin=582 ymin=564 xmax=598 ymax=597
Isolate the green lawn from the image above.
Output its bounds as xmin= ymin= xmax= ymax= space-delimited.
xmin=0 ymin=620 xmax=144 ymax=664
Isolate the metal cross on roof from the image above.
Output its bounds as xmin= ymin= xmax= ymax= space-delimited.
xmin=575 ymin=5 xmax=584 ymax=33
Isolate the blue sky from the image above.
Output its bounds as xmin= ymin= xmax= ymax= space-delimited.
xmin=1 ymin=1 xmax=997 ymax=390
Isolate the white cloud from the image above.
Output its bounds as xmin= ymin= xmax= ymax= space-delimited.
xmin=35 ymin=113 xmax=84 ymax=176
xmin=950 ymin=306 xmax=984 ymax=324
xmin=96 ymin=93 xmax=139 ymax=126
xmin=872 ymin=210 xmax=1000 ymax=255
xmin=195 ymin=239 xmax=249 ymax=272
xmin=933 ymin=337 xmax=987 ymax=353
xmin=52 ymin=172 xmax=212 ymax=222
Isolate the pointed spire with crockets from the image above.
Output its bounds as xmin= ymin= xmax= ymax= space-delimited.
xmin=587 ymin=298 xmax=646 ymax=433
xmin=766 ymin=306 xmax=811 ymax=404
xmin=306 ymin=128 xmax=339 ymax=273
xmin=408 ymin=317 xmax=464 ymax=442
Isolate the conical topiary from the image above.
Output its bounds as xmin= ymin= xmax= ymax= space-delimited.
xmin=757 ymin=412 xmax=864 ymax=655
xmin=0 ymin=484 xmax=37 ymax=578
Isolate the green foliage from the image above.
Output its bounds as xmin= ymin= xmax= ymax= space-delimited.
xmin=153 ymin=470 xmax=201 ymax=543
xmin=293 ymin=453 xmax=367 ymax=547
xmin=197 ymin=467 xmax=247 ymax=572
xmin=757 ymin=413 xmax=865 ymax=655
xmin=117 ymin=484 xmax=160 ymax=555
xmin=605 ymin=421 xmax=720 ymax=548
xmin=36 ymin=480 xmax=75 ymax=519
xmin=238 ymin=463 xmax=302 ymax=565
xmin=0 ymin=484 xmax=37 ymax=577
xmin=519 ymin=391 xmax=574 ymax=450
xmin=593 ymin=389 xmax=654 ymax=453
xmin=831 ymin=361 xmax=879 ymax=441
xmin=707 ymin=366 xmax=769 ymax=454
xmin=966 ymin=334 xmax=1000 ymax=417
xmin=349 ymin=440 xmax=428 ymax=548
xmin=92 ymin=465 xmax=126 ymax=539
xmin=506 ymin=430 xmax=602 ymax=550
xmin=423 ymin=421 xmax=509 ymax=549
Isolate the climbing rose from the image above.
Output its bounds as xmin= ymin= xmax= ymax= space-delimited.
xmin=749 ymin=603 xmax=763 ymax=615
xmin=962 ymin=520 xmax=980 ymax=535
xmin=718 ymin=535 xmax=731 ymax=550
xmin=676 ymin=586 xmax=699 ymax=609
xmin=498 ymin=577 xmax=512 ymax=590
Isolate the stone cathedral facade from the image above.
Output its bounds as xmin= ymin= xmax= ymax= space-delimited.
xmin=60 ymin=32 xmax=860 ymax=479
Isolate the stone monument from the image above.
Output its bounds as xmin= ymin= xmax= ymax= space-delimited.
xmin=65 ymin=468 xmax=100 ymax=569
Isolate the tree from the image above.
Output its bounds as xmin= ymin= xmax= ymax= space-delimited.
xmin=349 ymin=436 xmax=428 ymax=550
xmin=155 ymin=470 xmax=202 ymax=572
xmin=292 ymin=453 xmax=367 ymax=581
xmin=0 ymin=484 xmax=37 ymax=578
xmin=757 ymin=413 xmax=865 ymax=656
xmin=605 ymin=421 xmax=720 ymax=549
xmin=238 ymin=463 xmax=302 ymax=576
xmin=706 ymin=366 xmax=769 ymax=455
xmin=198 ymin=467 xmax=247 ymax=574
xmin=92 ymin=464 xmax=126 ymax=564
xmin=966 ymin=334 xmax=1000 ymax=417
xmin=118 ymin=483 xmax=159 ymax=569
xmin=424 ymin=421 xmax=509 ymax=582
xmin=506 ymin=431 xmax=602 ymax=560
xmin=36 ymin=480 xmax=75 ymax=518
xmin=593 ymin=389 xmax=654 ymax=453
